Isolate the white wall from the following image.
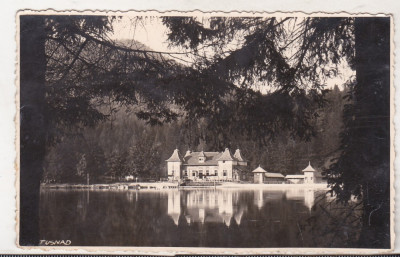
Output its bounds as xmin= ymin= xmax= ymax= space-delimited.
xmin=286 ymin=178 xmax=303 ymax=184
xmin=218 ymin=161 xmax=233 ymax=179
xmin=304 ymin=171 xmax=315 ymax=184
xmin=167 ymin=162 xmax=181 ymax=180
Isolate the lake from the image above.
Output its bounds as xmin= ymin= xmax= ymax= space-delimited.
xmin=39 ymin=187 xmax=360 ymax=247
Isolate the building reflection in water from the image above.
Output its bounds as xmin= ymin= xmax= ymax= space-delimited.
xmin=304 ymin=189 xmax=315 ymax=211
xmin=39 ymin=188 xmax=332 ymax=247
xmin=166 ymin=188 xmax=317 ymax=226
xmin=76 ymin=190 xmax=90 ymax=222
xmin=285 ymin=188 xmax=316 ymax=211
xmin=167 ymin=190 xmax=181 ymax=226
xmin=254 ymin=189 xmax=264 ymax=209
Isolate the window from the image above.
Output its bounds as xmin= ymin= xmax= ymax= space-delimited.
xmin=192 ymin=172 xmax=196 ymax=177
xmin=223 ymin=170 xmax=227 ymax=176
xmin=185 ymin=170 xmax=188 ymax=176
xmin=215 ymin=170 xmax=218 ymax=175
xmin=206 ymin=170 xmax=209 ymax=176
xmin=223 ymin=160 xmax=225 ymax=163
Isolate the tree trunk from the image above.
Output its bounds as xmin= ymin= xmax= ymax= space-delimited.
xmin=354 ymin=17 xmax=391 ymax=248
xmin=20 ymin=15 xmax=46 ymax=246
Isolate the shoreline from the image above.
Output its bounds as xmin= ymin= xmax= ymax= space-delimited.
xmin=40 ymin=182 xmax=330 ymax=191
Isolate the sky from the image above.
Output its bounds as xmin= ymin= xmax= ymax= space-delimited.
xmin=110 ymin=16 xmax=355 ymax=91
xmin=111 ymin=16 xmax=172 ymax=53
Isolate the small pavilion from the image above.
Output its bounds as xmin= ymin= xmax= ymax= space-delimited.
xmin=252 ymin=165 xmax=267 ymax=184
xmin=302 ymin=161 xmax=316 ymax=184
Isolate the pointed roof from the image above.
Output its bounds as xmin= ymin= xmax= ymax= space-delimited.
xmin=221 ymin=214 xmax=232 ymax=227
xmin=184 ymin=150 xmax=191 ymax=157
xmin=185 ymin=215 xmax=191 ymax=225
xmin=198 ymin=151 xmax=205 ymax=157
xmin=216 ymin=148 xmax=234 ymax=161
xmin=234 ymin=209 xmax=244 ymax=226
xmin=252 ymin=165 xmax=267 ymax=173
xmin=166 ymin=149 xmax=183 ymax=162
xmin=233 ymin=149 xmax=245 ymax=161
xmin=169 ymin=213 xmax=180 ymax=226
xmin=302 ymin=161 xmax=316 ymax=172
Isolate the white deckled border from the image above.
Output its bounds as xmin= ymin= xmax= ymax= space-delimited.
xmin=7 ymin=8 xmax=398 ymax=255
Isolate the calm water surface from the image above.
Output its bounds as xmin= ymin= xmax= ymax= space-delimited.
xmin=40 ymin=188 xmax=334 ymax=247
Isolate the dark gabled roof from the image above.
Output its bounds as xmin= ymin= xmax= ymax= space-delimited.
xmin=166 ymin=149 xmax=183 ymax=162
xmin=180 ymin=148 xmax=247 ymax=166
xmin=216 ymin=148 xmax=234 ymax=161
xmin=183 ymin=152 xmax=222 ymax=166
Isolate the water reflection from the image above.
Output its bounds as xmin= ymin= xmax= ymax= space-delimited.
xmin=177 ymin=190 xmax=237 ymax=226
xmin=76 ymin=190 xmax=90 ymax=222
xmin=285 ymin=188 xmax=315 ymax=211
xmin=167 ymin=190 xmax=180 ymax=225
xmin=40 ymin=188 xmax=328 ymax=247
xmin=165 ymin=189 xmax=316 ymax=227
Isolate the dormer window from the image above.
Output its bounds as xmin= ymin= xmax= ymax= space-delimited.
xmin=198 ymin=151 xmax=206 ymax=163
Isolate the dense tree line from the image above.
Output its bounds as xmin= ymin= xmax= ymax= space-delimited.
xmin=43 ymin=85 xmax=347 ymax=183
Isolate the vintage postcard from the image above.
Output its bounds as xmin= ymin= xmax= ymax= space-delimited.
xmin=16 ymin=10 xmax=394 ymax=254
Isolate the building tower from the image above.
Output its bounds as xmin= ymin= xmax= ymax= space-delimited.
xmin=166 ymin=149 xmax=183 ymax=181
xmin=184 ymin=150 xmax=191 ymax=158
xmin=233 ymin=149 xmax=247 ymax=166
xmin=302 ymin=161 xmax=316 ymax=184
xmin=252 ymin=165 xmax=267 ymax=184
xmin=217 ymin=148 xmax=234 ymax=180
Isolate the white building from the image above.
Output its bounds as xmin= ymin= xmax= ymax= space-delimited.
xmin=252 ymin=165 xmax=267 ymax=184
xmin=284 ymin=174 xmax=305 ymax=184
xmin=251 ymin=165 xmax=285 ymax=184
xmin=285 ymin=161 xmax=316 ymax=184
xmin=302 ymin=161 xmax=316 ymax=184
xmin=166 ymin=148 xmax=247 ymax=181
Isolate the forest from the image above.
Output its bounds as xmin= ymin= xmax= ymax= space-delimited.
xmin=43 ymin=84 xmax=348 ymax=183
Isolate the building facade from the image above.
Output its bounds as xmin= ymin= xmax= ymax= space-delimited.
xmin=285 ymin=161 xmax=317 ymax=184
xmin=302 ymin=161 xmax=316 ymax=184
xmin=252 ymin=165 xmax=285 ymax=184
xmin=166 ymin=148 xmax=247 ymax=181
xmin=252 ymin=166 xmax=267 ymax=184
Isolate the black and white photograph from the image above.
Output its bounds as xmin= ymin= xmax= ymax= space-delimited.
xmin=18 ymin=12 xmax=392 ymax=251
